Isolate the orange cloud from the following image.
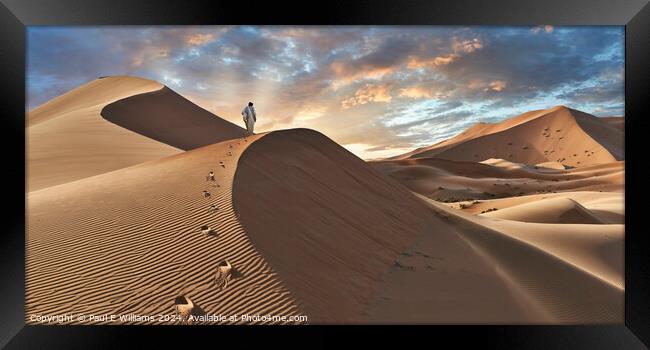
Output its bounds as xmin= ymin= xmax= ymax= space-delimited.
xmin=407 ymin=54 xmax=460 ymax=69
xmin=465 ymin=79 xmax=506 ymax=92
xmin=330 ymin=64 xmax=394 ymax=89
xmin=341 ymin=84 xmax=392 ymax=109
xmin=487 ymin=80 xmax=507 ymax=92
xmin=398 ymin=85 xmax=450 ymax=99
xmin=186 ymin=33 xmax=217 ymax=46
xmin=407 ymin=37 xmax=482 ymax=71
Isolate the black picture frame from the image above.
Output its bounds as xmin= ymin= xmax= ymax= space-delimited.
xmin=1 ymin=0 xmax=648 ymax=348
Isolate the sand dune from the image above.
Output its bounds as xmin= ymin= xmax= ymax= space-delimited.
xmin=413 ymin=196 xmax=623 ymax=322
xmin=479 ymin=197 xmax=606 ymax=224
xmin=230 ymin=129 xmax=621 ymax=323
xmin=25 ymin=75 xmax=624 ymax=324
xmin=452 ymin=191 xmax=624 ymax=224
xmin=476 ymin=217 xmax=623 ymax=290
xmin=27 ymin=76 xmax=246 ymax=192
xmin=370 ymin=156 xmax=623 ymax=202
xmin=391 ymin=106 xmax=623 ymax=167
xmin=27 ymin=133 xmax=302 ymax=324
xmin=431 ymin=194 xmax=623 ymax=289
xmin=233 ymin=129 xmax=445 ymax=322
xmin=26 ymin=127 xmax=623 ymax=324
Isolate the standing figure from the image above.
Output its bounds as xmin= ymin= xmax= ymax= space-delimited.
xmin=241 ymin=102 xmax=257 ymax=135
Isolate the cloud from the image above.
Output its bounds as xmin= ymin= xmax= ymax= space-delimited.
xmin=407 ymin=54 xmax=461 ymax=68
xmin=186 ymin=33 xmax=218 ymax=46
xmin=341 ymin=84 xmax=392 ymax=109
xmin=406 ymin=36 xmax=483 ymax=71
xmin=487 ymin=80 xmax=507 ymax=92
xmin=452 ymin=37 xmax=483 ymax=53
xmin=27 ymin=26 xmax=624 ymax=159
xmin=398 ymin=84 xmax=453 ymax=99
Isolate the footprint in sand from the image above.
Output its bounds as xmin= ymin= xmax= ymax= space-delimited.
xmin=202 ymin=190 xmax=211 ymax=198
xmin=209 ymin=205 xmax=219 ymax=213
xmin=200 ymin=225 xmax=217 ymax=237
xmin=219 ymin=161 xmax=225 ymax=168
xmin=214 ymin=260 xmax=233 ymax=290
xmin=174 ymin=295 xmax=194 ymax=324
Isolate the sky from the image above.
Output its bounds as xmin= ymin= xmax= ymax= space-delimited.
xmin=27 ymin=26 xmax=624 ymax=159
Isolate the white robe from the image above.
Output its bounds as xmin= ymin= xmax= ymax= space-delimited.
xmin=241 ymin=106 xmax=256 ymax=134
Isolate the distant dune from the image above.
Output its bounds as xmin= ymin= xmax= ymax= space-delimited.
xmin=391 ymin=106 xmax=623 ymax=167
xmin=370 ymin=156 xmax=623 ymax=202
xmin=27 ymin=76 xmax=246 ymax=191
xmin=479 ymin=197 xmax=606 ymax=224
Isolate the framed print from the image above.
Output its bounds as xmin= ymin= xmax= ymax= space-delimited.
xmin=1 ymin=0 xmax=649 ymax=348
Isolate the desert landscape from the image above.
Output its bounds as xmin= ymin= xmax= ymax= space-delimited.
xmin=25 ymin=76 xmax=624 ymax=324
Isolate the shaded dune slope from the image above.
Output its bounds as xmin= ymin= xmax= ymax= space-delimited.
xmin=232 ymin=129 xmax=434 ymax=322
xmin=601 ymin=116 xmax=624 ymax=131
xmin=101 ymin=86 xmax=246 ymax=150
xmin=392 ymin=106 xmax=623 ymax=167
xmin=27 ymin=134 xmax=302 ymax=324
